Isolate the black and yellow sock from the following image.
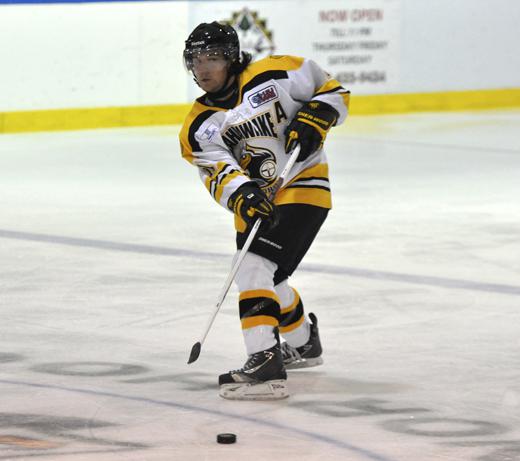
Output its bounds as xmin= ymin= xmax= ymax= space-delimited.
xmin=279 ymin=289 xmax=305 ymax=334
xmin=239 ymin=289 xmax=281 ymax=330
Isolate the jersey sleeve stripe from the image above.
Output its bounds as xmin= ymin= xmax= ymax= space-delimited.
xmin=314 ymin=79 xmax=344 ymax=96
xmin=216 ymin=164 xmax=239 ymax=185
xmin=315 ymin=86 xmax=349 ymax=97
xmin=214 ymin=170 xmax=244 ymax=203
xmin=342 ymin=91 xmax=351 ymax=109
xmin=203 ymin=162 xmax=248 ymax=204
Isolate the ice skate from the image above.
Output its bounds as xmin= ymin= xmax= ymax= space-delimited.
xmin=219 ymin=344 xmax=289 ymax=400
xmin=281 ymin=313 xmax=323 ymax=370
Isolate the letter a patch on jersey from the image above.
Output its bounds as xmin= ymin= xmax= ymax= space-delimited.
xmin=248 ymin=85 xmax=278 ymax=108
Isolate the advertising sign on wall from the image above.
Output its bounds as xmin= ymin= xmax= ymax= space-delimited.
xmin=188 ymin=0 xmax=401 ymax=96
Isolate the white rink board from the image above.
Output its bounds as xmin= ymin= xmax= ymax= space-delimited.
xmin=1 ymin=0 xmax=519 ymax=111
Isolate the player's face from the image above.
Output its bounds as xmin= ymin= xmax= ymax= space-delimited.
xmin=192 ymin=53 xmax=230 ymax=93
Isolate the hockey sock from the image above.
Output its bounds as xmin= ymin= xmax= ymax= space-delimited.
xmin=240 ymin=290 xmax=281 ymax=356
xmin=279 ymin=288 xmax=311 ymax=348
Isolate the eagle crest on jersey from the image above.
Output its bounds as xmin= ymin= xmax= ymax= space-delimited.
xmin=239 ymin=143 xmax=277 ymax=190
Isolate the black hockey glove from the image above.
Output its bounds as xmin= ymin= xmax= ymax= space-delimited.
xmin=285 ymin=100 xmax=339 ymax=162
xmin=227 ymin=182 xmax=279 ymax=230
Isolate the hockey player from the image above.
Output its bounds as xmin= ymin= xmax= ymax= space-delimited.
xmin=180 ymin=21 xmax=350 ymax=400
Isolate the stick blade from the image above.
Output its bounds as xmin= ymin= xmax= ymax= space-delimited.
xmin=187 ymin=342 xmax=201 ymax=364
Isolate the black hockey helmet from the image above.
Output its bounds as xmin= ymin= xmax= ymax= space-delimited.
xmin=183 ymin=21 xmax=240 ymax=73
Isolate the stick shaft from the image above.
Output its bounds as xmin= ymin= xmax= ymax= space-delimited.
xmin=198 ymin=217 xmax=261 ymax=346
xmin=195 ymin=145 xmax=301 ymax=349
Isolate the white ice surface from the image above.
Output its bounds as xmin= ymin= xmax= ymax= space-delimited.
xmin=0 ymin=111 xmax=519 ymax=460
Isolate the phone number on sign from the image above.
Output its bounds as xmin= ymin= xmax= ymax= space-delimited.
xmin=334 ymin=70 xmax=386 ymax=84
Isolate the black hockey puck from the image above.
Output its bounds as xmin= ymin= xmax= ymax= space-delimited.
xmin=217 ymin=433 xmax=237 ymax=444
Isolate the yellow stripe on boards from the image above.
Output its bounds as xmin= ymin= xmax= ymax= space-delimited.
xmin=241 ymin=315 xmax=279 ymax=330
xmin=1 ymin=88 xmax=519 ymax=134
xmin=0 ymin=104 xmax=192 ymax=134
xmin=352 ymin=88 xmax=520 ymax=115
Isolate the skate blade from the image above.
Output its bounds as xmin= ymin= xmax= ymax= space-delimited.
xmin=285 ymin=356 xmax=324 ymax=370
xmin=219 ymin=379 xmax=289 ymax=401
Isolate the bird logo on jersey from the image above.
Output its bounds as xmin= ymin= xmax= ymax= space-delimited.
xmin=239 ymin=143 xmax=277 ymax=190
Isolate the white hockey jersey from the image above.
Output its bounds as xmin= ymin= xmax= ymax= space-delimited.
xmin=179 ymin=55 xmax=350 ymax=232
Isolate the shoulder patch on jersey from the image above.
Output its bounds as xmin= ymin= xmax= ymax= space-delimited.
xmin=248 ymin=85 xmax=278 ymax=108
xmin=200 ymin=123 xmax=220 ymax=142
xmin=179 ymin=104 xmax=219 ymax=161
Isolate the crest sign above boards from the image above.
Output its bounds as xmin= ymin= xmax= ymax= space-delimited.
xmin=226 ymin=7 xmax=275 ymax=61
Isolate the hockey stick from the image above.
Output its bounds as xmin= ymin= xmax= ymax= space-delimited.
xmin=187 ymin=144 xmax=301 ymax=364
